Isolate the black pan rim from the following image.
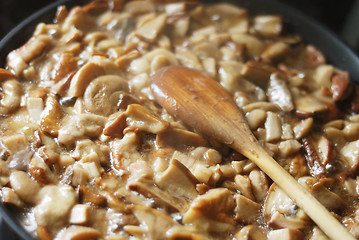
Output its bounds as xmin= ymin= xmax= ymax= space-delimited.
xmin=0 ymin=0 xmax=359 ymax=239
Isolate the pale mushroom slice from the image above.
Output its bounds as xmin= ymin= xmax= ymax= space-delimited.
xmin=130 ymin=205 xmax=178 ymax=239
xmin=34 ymin=185 xmax=77 ymax=234
xmin=268 ymin=228 xmax=303 ymax=240
xmin=135 ymin=13 xmax=167 ymax=42
xmin=9 ymin=171 xmax=41 ymax=205
xmin=264 ymin=183 xmax=310 ymax=229
xmin=183 ymin=188 xmax=236 ymax=232
xmin=155 ymin=159 xmax=199 ymax=201
xmin=234 ymin=225 xmax=267 ymax=240
xmin=340 ymin=139 xmax=359 ymax=173
xmin=55 ymin=226 xmax=101 ymax=240
xmin=234 ymin=194 xmax=261 ymax=223
xmin=253 ymin=15 xmax=283 ymax=38
xmin=83 ymin=75 xmax=129 ymax=116
xmin=128 ymin=174 xmax=191 ymax=213
xmin=58 ymin=113 xmax=107 ymax=147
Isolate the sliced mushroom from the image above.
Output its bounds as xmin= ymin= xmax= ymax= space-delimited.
xmin=175 ymin=47 xmax=203 ymax=70
xmin=135 ymin=13 xmax=167 ymax=42
xmin=231 ymin=34 xmax=265 ymax=58
xmin=264 ymin=183 xmax=310 ymax=229
xmin=62 ymin=6 xmax=96 ymax=31
xmin=125 ymin=104 xmax=169 ymax=134
xmin=242 ymin=102 xmax=281 ymax=114
xmin=234 ymin=225 xmax=267 ymax=240
xmin=301 ymin=137 xmax=327 ymax=178
xmin=67 ymin=62 xmax=104 ymax=98
xmin=0 ymin=68 xmax=16 ymax=81
xmin=9 ymin=170 xmax=41 ymax=205
xmin=241 ymin=61 xmax=276 ymax=89
xmin=40 ymin=93 xmax=63 ymax=136
xmin=183 ymin=188 xmax=236 ymax=232
xmin=111 ymin=132 xmax=142 ymax=171
xmin=278 ymin=140 xmax=301 ymax=157
xmin=27 ymin=97 xmax=44 ymax=123
xmin=292 ymin=118 xmax=313 ymax=140
xmin=128 ymin=176 xmax=190 ymax=213
xmin=34 ymin=185 xmax=77 ymax=233
xmin=295 ymin=96 xmax=328 ymax=118
xmin=8 ymin=147 xmax=33 ymax=171
xmin=253 ymin=15 xmax=282 ymax=38
xmin=234 ymin=174 xmax=255 ymax=200
xmin=124 ymin=0 xmax=155 ymax=15
xmin=264 ymin=111 xmax=282 ymax=142
xmin=58 ymin=113 xmax=107 ymax=147
xmin=83 ymin=75 xmax=129 ymax=116
xmin=205 ymin=3 xmax=247 ymax=19
xmin=267 ymin=73 xmax=294 ymax=112
xmin=131 ymin=205 xmax=177 ymax=239
xmin=246 ymin=109 xmax=266 ymax=130
xmin=55 ymin=226 xmax=100 ymax=240
xmin=261 ymin=42 xmax=289 ymax=62
xmin=0 ymin=79 xmax=22 ymax=114
xmin=314 ymin=65 xmax=333 ymax=89
xmin=1 ymin=187 xmax=25 ymax=208
xmin=7 ymin=35 xmax=52 ymax=75
xmin=156 ymin=159 xmax=199 ymax=200
xmin=234 ymin=194 xmax=261 ymax=223
xmin=29 ymin=154 xmax=56 ymax=185
xmin=289 ymin=153 xmax=309 ymax=178
xmin=69 ymin=204 xmax=91 ymax=225
xmin=52 ymin=52 xmax=79 ymax=82
xmin=156 ymin=127 xmax=208 ymax=149
xmin=248 ymin=169 xmax=269 ymax=202
xmin=298 ymin=177 xmax=343 ymax=210
xmin=343 ymin=122 xmax=359 ymax=140
xmin=340 ymin=139 xmax=359 ymax=173
xmin=192 ymin=41 xmax=222 ymax=60
xmin=78 ymin=186 xmax=107 ymax=206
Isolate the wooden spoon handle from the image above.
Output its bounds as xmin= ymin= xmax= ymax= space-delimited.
xmin=151 ymin=66 xmax=354 ymax=240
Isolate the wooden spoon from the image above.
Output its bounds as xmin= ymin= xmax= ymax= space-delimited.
xmin=151 ymin=66 xmax=354 ymax=240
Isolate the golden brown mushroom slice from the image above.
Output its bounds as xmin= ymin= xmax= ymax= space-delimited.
xmin=183 ymin=188 xmax=236 ymax=232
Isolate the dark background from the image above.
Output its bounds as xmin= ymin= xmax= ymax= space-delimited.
xmin=0 ymin=0 xmax=359 ymax=239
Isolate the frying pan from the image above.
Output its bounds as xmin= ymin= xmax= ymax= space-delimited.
xmin=0 ymin=0 xmax=359 ymax=239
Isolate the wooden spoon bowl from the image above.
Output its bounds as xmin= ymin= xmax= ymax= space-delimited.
xmin=151 ymin=66 xmax=354 ymax=240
